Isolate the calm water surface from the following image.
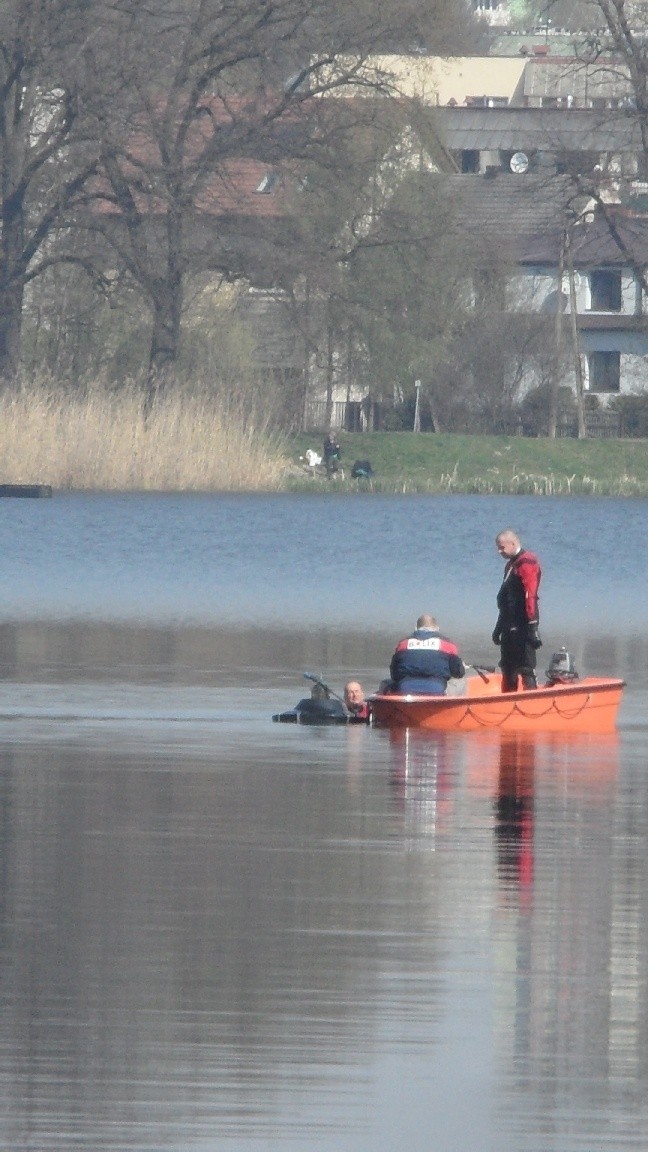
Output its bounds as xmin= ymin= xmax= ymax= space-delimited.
xmin=0 ymin=493 xmax=647 ymax=1152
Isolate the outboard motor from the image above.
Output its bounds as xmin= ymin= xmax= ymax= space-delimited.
xmin=545 ymin=647 xmax=579 ymax=685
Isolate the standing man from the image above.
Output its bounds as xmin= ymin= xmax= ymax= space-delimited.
xmin=323 ymin=431 xmax=341 ymax=478
xmin=492 ymin=530 xmax=542 ymax=692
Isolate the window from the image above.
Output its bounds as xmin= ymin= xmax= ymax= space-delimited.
xmin=589 ymin=269 xmax=622 ymax=311
xmin=461 ymin=149 xmax=480 ymax=173
xmin=588 ymin=351 xmax=620 ymax=393
xmin=556 ymin=151 xmax=599 ymax=177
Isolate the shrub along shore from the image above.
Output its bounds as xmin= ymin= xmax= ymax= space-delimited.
xmin=1 ymin=383 xmax=646 ymax=495
xmin=287 ymin=431 xmax=648 ymax=496
xmin=0 ymin=382 xmax=286 ymax=492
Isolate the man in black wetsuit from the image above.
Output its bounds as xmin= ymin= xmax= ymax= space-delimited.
xmin=492 ymin=529 xmax=542 ymax=692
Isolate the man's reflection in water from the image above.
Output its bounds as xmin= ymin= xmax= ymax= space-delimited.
xmin=495 ymin=735 xmax=535 ymax=902
xmin=388 ymin=728 xmax=455 ymax=838
xmin=345 ymin=721 xmax=367 ymax=795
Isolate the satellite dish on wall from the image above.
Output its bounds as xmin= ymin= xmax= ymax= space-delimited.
xmin=510 ymin=151 xmax=529 ymax=174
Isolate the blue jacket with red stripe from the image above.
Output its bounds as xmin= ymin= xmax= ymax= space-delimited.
xmin=390 ymin=628 xmax=465 ymax=695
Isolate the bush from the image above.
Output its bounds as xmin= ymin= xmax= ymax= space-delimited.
xmin=519 ymin=382 xmax=576 ymax=436
xmin=608 ymin=393 xmax=648 ymax=438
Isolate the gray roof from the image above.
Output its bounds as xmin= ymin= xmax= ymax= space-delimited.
xmin=521 ymin=212 xmax=648 ymax=267
xmin=436 ymin=106 xmax=643 ymax=154
xmin=443 ymin=173 xmax=584 ymax=262
xmin=523 ymin=59 xmax=634 ymax=103
xmin=438 ymin=172 xmax=648 ymax=268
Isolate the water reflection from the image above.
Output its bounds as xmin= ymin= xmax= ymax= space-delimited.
xmin=1 ymin=700 xmax=647 ymax=1151
xmin=387 ymin=728 xmax=457 ymax=841
xmin=376 ymin=723 xmax=648 ymax=1152
xmin=0 ymin=486 xmax=647 ymax=1152
xmin=494 ymin=735 xmax=536 ymax=898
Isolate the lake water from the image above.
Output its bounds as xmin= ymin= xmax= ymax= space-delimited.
xmin=0 ymin=492 xmax=647 ymax=1152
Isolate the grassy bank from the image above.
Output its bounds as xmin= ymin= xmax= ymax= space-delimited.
xmin=0 ymin=382 xmax=286 ymax=491
xmin=286 ymin=431 xmax=648 ymax=496
xmin=2 ymin=382 xmax=646 ymax=495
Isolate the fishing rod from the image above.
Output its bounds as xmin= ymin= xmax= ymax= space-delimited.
xmin=466 ymin=663 xmax=496 ymax=683
xmin=303 ymin=671 xmax=346 ymax=705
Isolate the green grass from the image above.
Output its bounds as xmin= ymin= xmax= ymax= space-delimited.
xmin=285 ymin=431 xmax=648 ymax=496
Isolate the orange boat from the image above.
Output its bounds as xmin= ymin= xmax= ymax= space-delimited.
xmin=370 ymin=672 xmax=625 ymax=734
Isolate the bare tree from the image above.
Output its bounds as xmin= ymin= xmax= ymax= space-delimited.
xmin=572 ymin=0 xmax=648 ymax=287
xmin=0 ymin=0 xmax=103 ymax=381
xmin=83 ymin=0 xmax=479 ymax=403
xmin=586 ymin=0 xmax=648 ymax=172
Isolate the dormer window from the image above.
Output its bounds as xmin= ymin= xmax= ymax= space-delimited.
xmin=461 ymin=149 xmax=480 ymax=173
xmin=589 ymin=269 xmax=622 ymax=312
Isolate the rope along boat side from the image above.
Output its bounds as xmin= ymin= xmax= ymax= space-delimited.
xmin=370 ymin=674 xmax=625 ymax=734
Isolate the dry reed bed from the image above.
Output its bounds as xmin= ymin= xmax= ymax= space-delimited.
xmin=0 ymin=384 xmax=287 ymax=491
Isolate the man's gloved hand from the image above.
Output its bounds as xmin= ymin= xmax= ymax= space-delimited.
xmin=492 ymin=627 xmax=501 ymax=646
xmin=528 ymin=624 xmax=542 ymax=649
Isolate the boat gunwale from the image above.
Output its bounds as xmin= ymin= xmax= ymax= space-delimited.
xmin=369 ymin=676 xmax=626 ymax=709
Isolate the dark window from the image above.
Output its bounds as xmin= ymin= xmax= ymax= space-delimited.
xmin=556 ymin=150 xmax=599 ymax=177
xmin=588 ymin=351 xmax=620 ymax=393
xmin=461 ymin=149 xmax=480 ymax=173
xmin=589 ymin=269 xmax=622 ymax=311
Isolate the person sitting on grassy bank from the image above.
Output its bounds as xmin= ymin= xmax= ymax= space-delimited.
xmin=323 ymin=431 xmax=341 ymax=478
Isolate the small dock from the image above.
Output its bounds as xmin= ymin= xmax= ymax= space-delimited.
xmin=0 ymin=484 xmax=52 ymax=498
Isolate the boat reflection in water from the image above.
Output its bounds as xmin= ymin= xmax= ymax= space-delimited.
xmin=466 ymin=730 xmax=620 ymax=803
xmin=384 ymin=725 xmax=620 ymax=870
xmin=386 ymin=728 xmax=458 ymax=840
xmin=467 ymin=729 xmax=620 ymax=914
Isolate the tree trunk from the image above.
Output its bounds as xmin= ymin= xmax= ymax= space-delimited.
xmin=566 ymin=237 xmax=587 ymax=439
xmin=548 ymin=231 xmax=566 ymax=439
xmin=146 ymin=271 xmax=183 ymax=408
xmin=0 ymin=281 xmax=24 ymax=383
xmin=0 ymin=171 xmax=27 ymax=382
xmin=428 ymin=387 xmax=442 ymax=433
xmin=324 ymin=318 xmax=334 ymax=429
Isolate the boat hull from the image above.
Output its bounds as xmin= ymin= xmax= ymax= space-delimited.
xmin=370 ymin=675 xmax=625 ymax=734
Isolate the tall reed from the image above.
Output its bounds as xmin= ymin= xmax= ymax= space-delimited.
xmin=0 ymin=380 xmax=287 ymax=491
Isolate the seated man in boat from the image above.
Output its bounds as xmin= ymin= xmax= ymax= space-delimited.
xmin=344 ymin=680 xmax=371 ymax=722
xmin=389 ymin=614 xmax=465 ymax=695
